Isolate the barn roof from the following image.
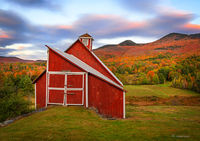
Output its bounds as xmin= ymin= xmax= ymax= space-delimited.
xmin=46 ymin=46 xmax=124 ymax=90
xmin=64 ymin=39 xmax=123 ymax=86
xmin=79 ymin=33 xmax=93 ymax=38
xmin=32 ymin=69 xmax=46 ymax=84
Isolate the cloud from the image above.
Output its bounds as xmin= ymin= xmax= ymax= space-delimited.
xmin=142 ymin=10 xmax=197 ymax=37
xmin=5 ymin=43 xmax=33 ymax=50
xmin=8 ymin=49 xmax=46 ymax=60
xmin=0 ymin=42 xmax=46 ymax=59
xmin=0 ymin=47 xmax=14 ymax=56
xmin=0 ymin=9 xmax=73 ymax=46
xmin=0 ymin=9 xmax=29 ymax=46
xmin=65 ymin=11 xmax=200 ymax=39
xmin=118 ymin=0 xmax=161 ymax=13
xmin=70 ymin=14 xmax=146 ymax=38
xmin=8 ymin=0 xmax=60 ymax=10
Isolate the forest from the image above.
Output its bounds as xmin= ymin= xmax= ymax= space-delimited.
xmin=105 ymin=54 xmax=200 ymax=93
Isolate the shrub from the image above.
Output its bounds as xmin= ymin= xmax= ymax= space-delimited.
xmin=152 ymin=74 xmax=160 ymax=84
xmin=158 ymin=73 xmax=165 ymax=84
xmin=158 ymin=67 xmax=170 ymax=81
xmin=0 ymin=94 xmax=31 ymax=122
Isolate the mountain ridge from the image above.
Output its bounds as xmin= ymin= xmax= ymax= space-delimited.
xmin=93 ymin=32 xmax=200 ymax=59
xmin=0 ymin=56 xmax=46 ymax=63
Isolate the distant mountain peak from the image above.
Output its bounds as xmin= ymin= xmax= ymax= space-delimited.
xmin=119 ymin=40 xmax=137 ymax=46
xmin=158 ymin=32 xmax=200 ymax=42
xmin=159 ymin=32 xmax=188 ymax=41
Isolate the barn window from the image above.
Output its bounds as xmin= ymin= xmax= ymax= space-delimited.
xmin=82 ymin=39 xmax=88 ymax=46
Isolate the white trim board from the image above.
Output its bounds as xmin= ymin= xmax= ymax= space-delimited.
xmin=123 ymin=91 xmax=125 ymax=119
xmin=35 ymin=84 xmax=37 ymax=110
xmin=91 ymin=51 xmax=123 ymax=86
xmin=85 ymin=73 xmax=88 ymax=108
xmin=46 ymin=49 xmax=49 ymax=107
xmin=48 ymin=71 xmax=86 ymax=75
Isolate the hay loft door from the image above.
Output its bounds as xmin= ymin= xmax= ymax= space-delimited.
xmin=66 ymin=74 xmax=84 ymax=105
xmin=47 ymin=72 xmax=85 ymax=106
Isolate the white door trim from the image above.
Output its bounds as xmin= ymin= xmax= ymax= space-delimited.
xmin=47 ymin=72 xmax=88 ymax=106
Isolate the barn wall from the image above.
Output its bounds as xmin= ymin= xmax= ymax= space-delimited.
xmin=36 ymin=71 xmax=46 ymax=108
xmin=88 ymin=74 xmax=124 ymax=118
xmin=48 ymin=49 xmax=84 ymax=72
xmin=65 ymin=41 xmax=122 ymax=86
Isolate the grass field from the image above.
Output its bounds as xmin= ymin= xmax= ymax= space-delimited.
xmin=0 ymin=85 xmax=200 ymax=141
xmin=124 ymin=84 xmax=199 ymax=98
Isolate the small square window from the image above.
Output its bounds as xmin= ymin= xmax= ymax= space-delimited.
xmin=82 ymin=39 xmax=88 ymax=46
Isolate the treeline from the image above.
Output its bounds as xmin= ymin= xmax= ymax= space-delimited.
xmin=112 ymin=55 xmax=200 ymax=93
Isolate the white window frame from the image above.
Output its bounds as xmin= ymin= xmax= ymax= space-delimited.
xmin=82 ymin=38 xmax=88 ymax=46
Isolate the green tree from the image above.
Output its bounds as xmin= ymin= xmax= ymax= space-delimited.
xmin=19 ymin=75 xmax=34 ymax=102
xmin=152 ymin=74 xmax=160 ymax=84
xmin=158 ymin=73 xmax=165 ymax=84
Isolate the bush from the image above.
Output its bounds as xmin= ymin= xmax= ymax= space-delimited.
xmin=158 ymin=73 xmax=165 ymax=84
xmin=158 ymin=67 xmax=170 ymax=81
xmin=152 ymin=74 xmax=160 ymax=84
xmin=0 ymin=94 xmax=31 ymax=122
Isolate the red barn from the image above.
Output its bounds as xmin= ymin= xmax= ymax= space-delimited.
xmin=33 ymin=33 xmax=125 ymax=118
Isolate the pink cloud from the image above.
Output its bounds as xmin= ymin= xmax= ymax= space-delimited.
xmin=184 ymin=24 xmax=200 ymax=30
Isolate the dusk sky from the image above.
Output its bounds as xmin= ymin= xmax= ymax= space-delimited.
xmin=0 ymin=0 xmax=200 ymax=60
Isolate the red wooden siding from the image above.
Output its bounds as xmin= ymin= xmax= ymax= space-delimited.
xmin=49 ymin=74 xmax=65 ymax=88
xmin=65 ymin=41 xmax=122 ymax=86
xmin=36 ymin=71 xmax=46 ymax=108
xmin=49 ymin=90 xmax=64 ymax=104
xmin=48 ymin=49 xmax=84 ymax=72
xmin=88 ymin=74 xmax=123 ymax=118
xmin=67 ymin=90 xmax=82 ymax=104
xmin=67 ymin=75 xmax=83 ymax=88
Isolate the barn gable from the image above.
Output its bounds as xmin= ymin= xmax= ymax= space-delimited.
xmin=65 ymin=40 xmax=123 ymax=86
xmin=46 ymin=45 xmax=123 ymax=90
xmin=48 ymin=48 xmax=85 ymax=72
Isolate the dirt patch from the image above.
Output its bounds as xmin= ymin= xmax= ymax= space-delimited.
xmin=126 ymin=96 xmax=200 ymax=106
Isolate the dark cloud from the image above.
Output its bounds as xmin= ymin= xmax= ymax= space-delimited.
xmin=0 ymin=9 xmax=73 ymax=46
xmin=0 ymin=9 xmax=29 ymax=46
xmin=68 ymin=12 xmax=200 ymax=39
xmin=0 ymin=48 xmax=14 ymax=56
xmin=119 ymin=0 xmax=161 ymax=13
xmin=8 ymin=0 xmax=59 ymax=10
xmin=136 ymin=11 xmax=196 ymax=37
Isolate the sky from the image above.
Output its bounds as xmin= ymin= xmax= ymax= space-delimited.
xmin=0 ymin=0 xmax=200 ymax=60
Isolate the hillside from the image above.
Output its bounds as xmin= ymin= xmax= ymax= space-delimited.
xmin=94 ymin=33 xmax=200 ymax=59
xmin=93 ymin=33 xmax=200 ymax=92
xmin=0 ymin=56 xmax=46 ymax=63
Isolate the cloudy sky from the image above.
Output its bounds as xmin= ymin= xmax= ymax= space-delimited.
xmin=0 ymin=0 xmax=200 ymax=60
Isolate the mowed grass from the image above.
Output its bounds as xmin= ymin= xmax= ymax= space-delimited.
xmin=0 ymin=106 xmax=200 ymax=141
xmin=124 ymin=84 xmax=199 ymax=98
xmin=0 ymin=85 xmax=200 ymax=141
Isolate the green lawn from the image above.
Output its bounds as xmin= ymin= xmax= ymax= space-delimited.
xmin=0 ymin=85 xmax=200 ymax=141
xmin=124 ymin=84 xmax=199 ymax=98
